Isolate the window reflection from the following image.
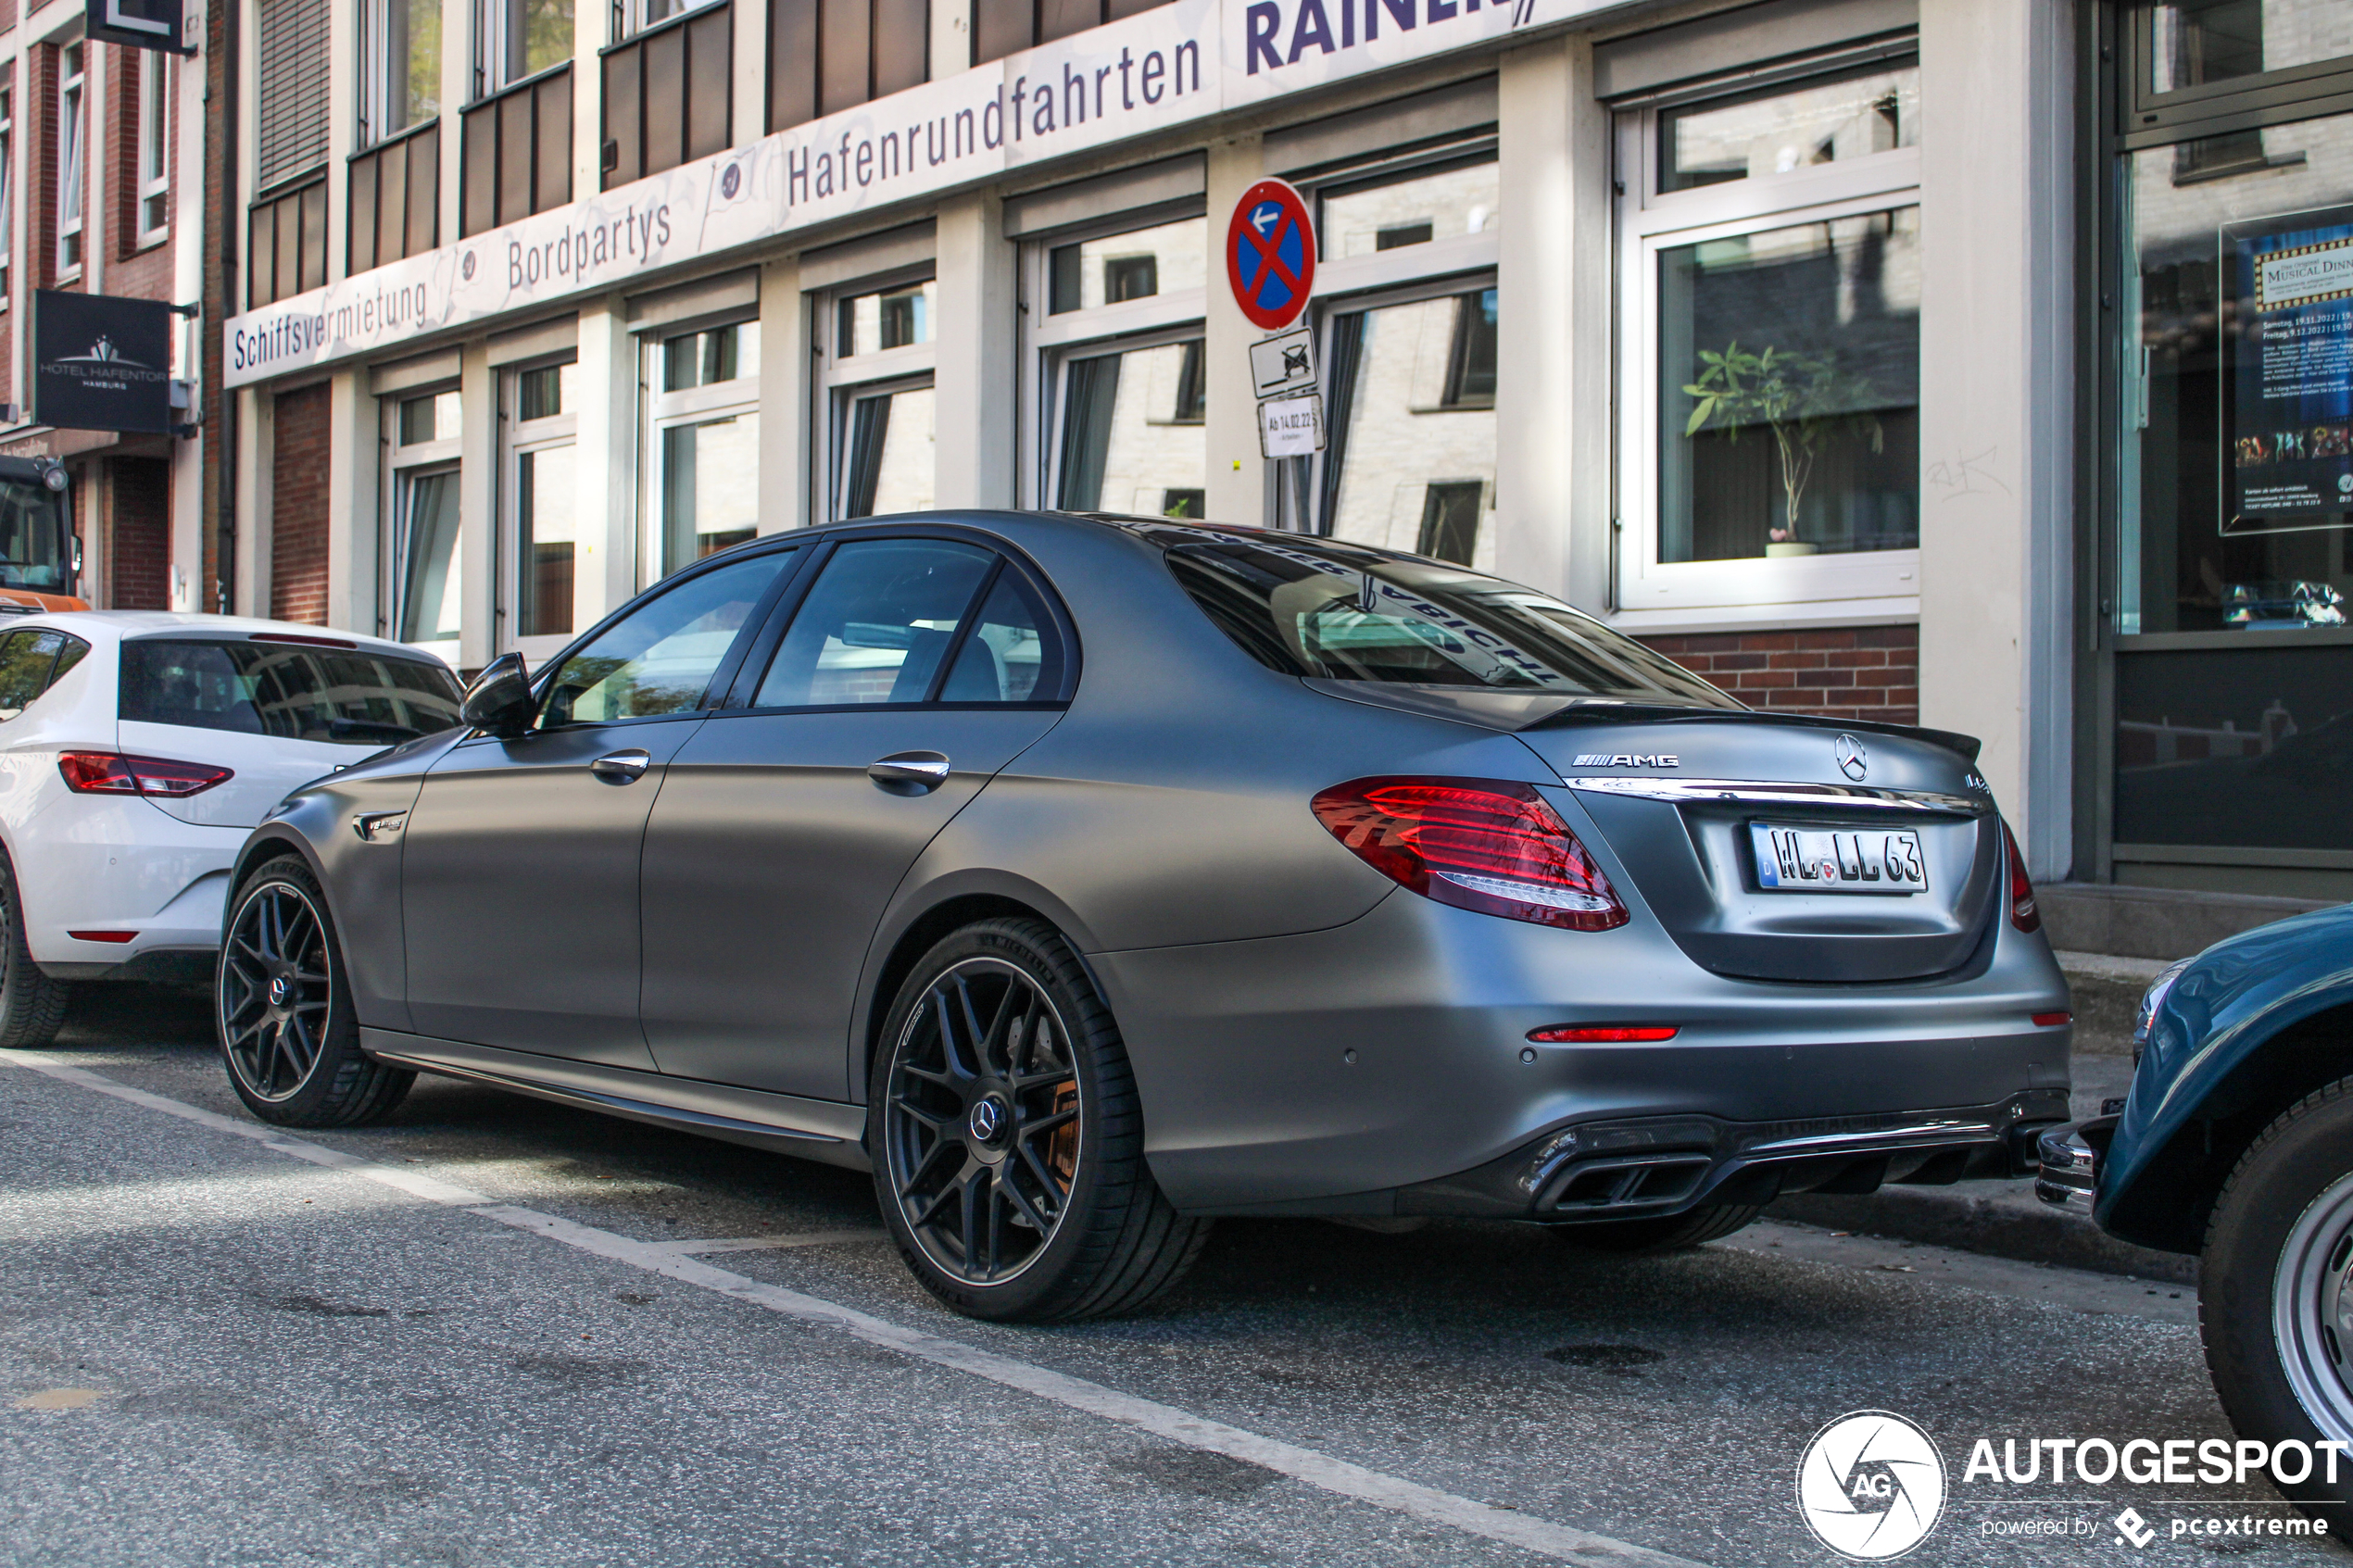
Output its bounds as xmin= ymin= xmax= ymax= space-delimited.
xmin=662 ymin=415 xmax=761 ymax=569
xmin=1320 ymin=293 xmax=1497 ymax=568
xmin=1054 ymin=341 xmax=1206 ymax=517
xmin=2122 ymin=112 xmax=2353 ymax=634
xmin=1047 ymin=218 xmax=1206 ymax=313
xmin=1659 ymin=66 xmax=1919 ymax=193
xmin=1657 ymin=207 xmax=1920 ymax=562
xmin=664 ymin=321 xmax=757 ymax=389
xmin=2115 ymin=644 xmax=2353 ymax=852
xmin=518 ymin=447 xmax=577 ymax=636
xmin=838 ymin=281 xmax=937 ymax=355
xmin=398 ymin=390 xmax=461 ymax=445
xmin=397 ymin=469 xmax=462 ymax=642
xmin=839 ymin=386 xmax=936 ymax=517
xmin=2151 ymin=0 xmax=2352 ymax=94
xmin=1320 ymin=160 xmax=1497 ymax=259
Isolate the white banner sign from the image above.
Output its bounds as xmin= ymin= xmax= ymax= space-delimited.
xmin=1258 ymin=390 xmax=1325 ymax=456
xmin=228 ymin=0 xmax=1611 ymax=387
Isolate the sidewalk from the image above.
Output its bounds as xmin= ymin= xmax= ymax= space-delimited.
xmin=1762 ymin=951 xmax=2198 ymax=1288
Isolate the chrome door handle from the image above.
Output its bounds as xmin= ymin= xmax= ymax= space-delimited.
xmin=867 ymin=751 xmax=950 ymax=793
xmin=589 ymin=748 xmax=653 ymax=785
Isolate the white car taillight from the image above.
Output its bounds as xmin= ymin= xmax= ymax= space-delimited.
xmin=58 ymin=750 xmax=234 ymax=797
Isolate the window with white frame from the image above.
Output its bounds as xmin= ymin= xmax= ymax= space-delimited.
xmin=1026 ymin=214 xmax=1208 ymax=519
xmin=504 ymin=359 xmax=581 ymax=653
xmin=385 ymin=388 xmax=465 ymax=646
xmin=0 ymin=84 xmax=16 ymax=302
xmin=817 ymin=275 xmax=936 ymax=521
xmin=136 ymin=49 xmax=170 ymax=246
xmin=1293 ymin=148 xmax=1500 ymax=569
xmin=643 ymin=319 xmax=759 ymax=581
xmin=361 ymin=0 xmax=441 ymax=146
xmin=478 ymin=0 xmax=573 ymax=94
xmin=617 ymin=0 xmax=722 ymax=35
xmin=1615 ymin=56 xmax=1922 ymax=619
xmin=56 ymin=43 xmax=84 ymax=278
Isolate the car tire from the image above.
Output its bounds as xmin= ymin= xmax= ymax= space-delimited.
xmin=2201 ymin=1077 xmax=2353 ymax=1534
xmin=870 ymin=916 xmax=1210 ymax=1323
xmin=1549 ymin=1204 xmax=1762 ymax=1252
xmin=218 ymin=856 xmax=413 ymax=1128
xmin=0 ymin=848 xmax=71 ymax=1049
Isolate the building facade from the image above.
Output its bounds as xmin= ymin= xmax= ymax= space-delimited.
xmin=210 ymin=0 xmax=2352 ymax=902
xmin=0 ymin=0 xmax=205 ymax=611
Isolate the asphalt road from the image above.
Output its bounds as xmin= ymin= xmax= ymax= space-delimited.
xmin=1 ymin=986 xmax=2340 ymax=1568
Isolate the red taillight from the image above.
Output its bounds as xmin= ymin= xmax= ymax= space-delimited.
xmin=1529 ymin=1024 xmax=1679 ymax=1043
xmin=58 ymin=751 xmax=234 ymax=798
xmin=1310 ymin=777 xmax=1629 ymax=932
xmin=2032 ymin=1011 xmax=2071 ymax=1028
xmin=68 ymin=930 xmax=137 ymax=943
xmin=2004 ymin=822 xmax=2040 ymax=932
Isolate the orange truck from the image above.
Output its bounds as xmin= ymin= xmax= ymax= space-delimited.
xmin=0 ymin=456 xmax=88 ymax=613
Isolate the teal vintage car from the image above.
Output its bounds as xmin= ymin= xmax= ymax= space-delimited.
xmin=2041 ymin=904 xmax=2353 ymax=1530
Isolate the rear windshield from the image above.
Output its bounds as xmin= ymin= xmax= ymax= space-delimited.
xmin=1164 ymin=538 xmax=1740 ymax=706
xmin=120 ymin=639 xmax=466 ymax=745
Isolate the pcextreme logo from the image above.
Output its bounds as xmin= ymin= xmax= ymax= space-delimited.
xmin=1797 ymin=1411 xmax=1946 ymax=1560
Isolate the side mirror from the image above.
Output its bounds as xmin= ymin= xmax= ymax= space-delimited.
xmin=459 ymin=652 xmax=535 ymax=736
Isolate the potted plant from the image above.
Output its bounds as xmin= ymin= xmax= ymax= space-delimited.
xmin=1682 ymin=343 xmax=1883 ymax=558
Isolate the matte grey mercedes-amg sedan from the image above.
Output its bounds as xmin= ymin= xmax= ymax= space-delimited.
xmin=218 ymin=511 xmax=2072 ymax=1320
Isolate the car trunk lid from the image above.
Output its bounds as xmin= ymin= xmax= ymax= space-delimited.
xmin=1515 ymin=715 xmax=2002 ymax=983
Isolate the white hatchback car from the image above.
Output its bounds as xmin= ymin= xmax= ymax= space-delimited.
xmin=0 ymin=612 xmax=464 ymax=1044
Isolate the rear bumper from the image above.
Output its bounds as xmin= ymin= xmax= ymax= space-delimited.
xmin=12 ymin=797 xmax=244 ymax=971
xmin=1099 ymin=890 xmax=2076 ymax=1214
xmin=1400 ymin=1095 xmax=2069 ymax=1221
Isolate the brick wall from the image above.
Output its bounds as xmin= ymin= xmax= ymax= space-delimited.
xmin=270 ymin=383 xmax=331 ymax=624
xmin=106 ymin=44 xmax=175 ymax=290
xmin=29 ymin=44 xmax=57 ymax=291
xmin=108 ymin=457 xmax=169 ymax=609
xmin=1636 ymin=625 xmax=1919 ymax=727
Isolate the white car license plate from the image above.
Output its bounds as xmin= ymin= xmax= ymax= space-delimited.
xmin=1751 ymin=823 xmax=1928 ymax=893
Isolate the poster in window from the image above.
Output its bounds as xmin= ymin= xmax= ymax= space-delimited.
xmin=2221 ymin=203 xmax=2353 ymax=536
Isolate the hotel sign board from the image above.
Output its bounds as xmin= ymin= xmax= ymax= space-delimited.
xmin=227 ymin=0 xmax=1607 ymax=387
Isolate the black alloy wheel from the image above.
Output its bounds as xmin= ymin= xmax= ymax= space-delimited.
xmin=872 ymin=918 xmax=1208 ymax=1322
xmin=886 ymin=956 xmax=1082 ymax=1284
xmin=218 ymin=858 xmax=412 ymax=1127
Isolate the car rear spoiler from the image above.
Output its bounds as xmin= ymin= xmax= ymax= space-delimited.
xmin=1519 ymin=701 xmax=1983 ymax=765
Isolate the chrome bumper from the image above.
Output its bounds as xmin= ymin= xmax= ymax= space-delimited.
xmin=2035 ymin=1114 xmax=2117 ymax=1214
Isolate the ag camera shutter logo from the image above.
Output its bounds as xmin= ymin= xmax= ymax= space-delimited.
xmin=1797 ymin=1411 xmax=1947 ymax=1560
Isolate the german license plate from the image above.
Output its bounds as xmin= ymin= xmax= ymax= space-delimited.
xmin=1751 ymin=823 xmax=1928 ymax=893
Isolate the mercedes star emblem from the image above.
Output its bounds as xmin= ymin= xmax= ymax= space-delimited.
xmin=1835 ymin=734 xmax=1869 ymax=783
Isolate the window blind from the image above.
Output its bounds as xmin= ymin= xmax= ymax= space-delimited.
xmin=257 ymin=0 xmax=331 ymax=190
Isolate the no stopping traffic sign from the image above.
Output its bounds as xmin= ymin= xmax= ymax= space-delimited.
xmin=1227 ymin=179 xmax=1315 ymax=332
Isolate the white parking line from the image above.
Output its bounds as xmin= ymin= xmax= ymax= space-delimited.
xmin=655 ymin=1230 xmax=889 ymax=1256
xmin=0 ymin=1050 xmax=1705 ymax=1568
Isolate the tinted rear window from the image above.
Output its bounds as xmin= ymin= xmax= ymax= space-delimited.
xmin=1164 ymin=538 xmax=1740 ymax=706
xmin=121 ymin=639 xmax=466 ymax=745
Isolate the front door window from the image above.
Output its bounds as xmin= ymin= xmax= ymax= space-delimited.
xmin=537 ymin=548 xmax=792 ymax=726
